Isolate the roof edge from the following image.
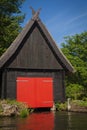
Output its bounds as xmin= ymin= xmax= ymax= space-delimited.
xmin=0 ymin=13 xmax=75 ymax=73
xmin=37 ymin=20 xmax=75 ymax=73
xmin=0 ymin=17 xmax=35 ymax=68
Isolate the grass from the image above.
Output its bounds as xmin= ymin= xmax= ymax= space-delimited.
xmin=20 ymin=108 xmax=29 ymax=118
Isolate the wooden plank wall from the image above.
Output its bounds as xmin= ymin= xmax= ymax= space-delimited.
xmin=1 ymin=69 xmax=65 ymax=102
xmin=0 ymin=22 xmax=66 ymax=102
xmin=4 ymin=24 xmax=63 ymax=70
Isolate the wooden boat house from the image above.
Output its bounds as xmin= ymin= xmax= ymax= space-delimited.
xmin=0 ymin=9 xmax=75 ymax=108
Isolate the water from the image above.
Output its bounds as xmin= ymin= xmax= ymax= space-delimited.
xmin=0 ymin=111 xmax=87 ymax=130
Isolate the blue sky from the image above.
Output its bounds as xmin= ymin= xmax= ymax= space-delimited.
xmin=21 ymin=0 xmax=87 ymax=46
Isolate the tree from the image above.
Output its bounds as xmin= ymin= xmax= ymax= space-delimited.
xmin=66 ymin=84 xmax=84 ymax=100
xmin=61 ymin=31 xmax=87 ymax=98
xmin=0 ymin=0 xmax=25 ymax=56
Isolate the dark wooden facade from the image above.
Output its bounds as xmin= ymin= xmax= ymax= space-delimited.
xmin=0 ymin=10 xmax=75 ymax=104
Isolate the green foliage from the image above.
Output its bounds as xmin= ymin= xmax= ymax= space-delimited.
xmin=0 ymin=0 xmax=25 ymax=56
xmin=72 ymin=100 xmax=87 ymax=107
xmin=55 ymin=102 xmax=67 ymax=111
xmin=6 ymin=99 xmax=20 ymax=105
xmin=20 ymin=108 xmax=29 ymax=118
xmin=0 ymin=99 xmax=29 ymax=117
xmin=66 ymin=84 xmax=84 ymax=100
xmin=61 ymin=31 xmax=87 ymax=98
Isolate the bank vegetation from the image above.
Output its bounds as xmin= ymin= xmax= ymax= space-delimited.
xmin=0 ymin=99 xmax=31 ymax=118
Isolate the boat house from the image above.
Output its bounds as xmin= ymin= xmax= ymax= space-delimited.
xmin=0 ymin=9 xmax=75 ymax=108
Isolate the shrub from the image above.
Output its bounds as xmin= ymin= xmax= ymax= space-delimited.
xmin=20 ymin=108 xmax=29 ymax=118
xmin=55 ymin=102 xmax=67 ymax=111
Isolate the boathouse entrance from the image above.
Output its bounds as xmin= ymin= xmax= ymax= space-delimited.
xmin=17 ymin=77 xmax=53 ymax=108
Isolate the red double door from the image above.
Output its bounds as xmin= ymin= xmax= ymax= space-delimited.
xmin=17 ymin=77 xmax=53 ymax=108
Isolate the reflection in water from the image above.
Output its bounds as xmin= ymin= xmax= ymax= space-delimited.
xmin=17 ymin=112 xmax=54 ymax=130
xmin=55 ymin=112 xmax=87 ymax=130
xmin=55 ymin=111 xmax=68 ymax=130
xmin=67 ymin=112 xmax=87 ymax=130
xmin=0 ymin=117 xmax=17 ymax=130
xmin=0 ymin=111 xmax=87 ymax=130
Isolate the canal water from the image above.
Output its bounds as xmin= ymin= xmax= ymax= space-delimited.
xmin=0 ymin=111 xmax=87 ymax=130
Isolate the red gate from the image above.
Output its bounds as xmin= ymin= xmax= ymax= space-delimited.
xmin=17 ymin=77 xmax=53 ymax=108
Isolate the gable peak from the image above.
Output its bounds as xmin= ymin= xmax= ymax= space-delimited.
xmin=30 ymin=7 xmax=41 ymax=21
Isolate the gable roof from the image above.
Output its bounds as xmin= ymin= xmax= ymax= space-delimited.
xmin=0 ymin=11 xmax=75 ymax=73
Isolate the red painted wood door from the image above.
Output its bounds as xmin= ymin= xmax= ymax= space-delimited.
xmin=17 ymin=77 xmax=53 ymax=108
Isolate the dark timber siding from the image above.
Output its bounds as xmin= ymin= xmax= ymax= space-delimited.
xmin=0 ymin=13 xmax=75 ymax=104
xmin=1 ymin=69 xmax=65 ymax=102
xmin=5 ymin=23 xmax=63 ymax=70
